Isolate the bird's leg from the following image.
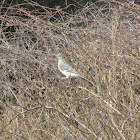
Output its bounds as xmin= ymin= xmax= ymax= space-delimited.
xmin=61 ymin=77 xmax=68 ymax=80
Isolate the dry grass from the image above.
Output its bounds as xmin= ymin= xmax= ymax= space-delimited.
xmin=0 ymin=0 xmax=140 ymax=140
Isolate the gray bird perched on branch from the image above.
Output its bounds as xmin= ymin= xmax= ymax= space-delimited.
xmin=52 ymin=53 xmax=93 ymax=86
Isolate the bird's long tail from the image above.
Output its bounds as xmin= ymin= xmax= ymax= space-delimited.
xmin=79 ymin=76 xmax=94 ymax=86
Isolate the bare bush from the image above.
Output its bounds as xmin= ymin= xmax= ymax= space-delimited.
xmin=0 ymin=0 xmax=139 ymax=140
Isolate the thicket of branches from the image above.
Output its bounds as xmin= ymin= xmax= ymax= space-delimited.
xmin=0 ymin=0 xmax=140 ymax=139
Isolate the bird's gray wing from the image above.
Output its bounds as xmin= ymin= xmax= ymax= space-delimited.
xmin=59 ymin=62 xmax=78 ymax=74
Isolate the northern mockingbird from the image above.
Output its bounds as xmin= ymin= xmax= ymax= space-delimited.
xmin=53 ymin=53 xmax=93 ymax=86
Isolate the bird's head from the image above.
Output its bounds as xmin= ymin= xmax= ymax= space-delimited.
xmin=52 ymin=53 xmax=64 ymax=59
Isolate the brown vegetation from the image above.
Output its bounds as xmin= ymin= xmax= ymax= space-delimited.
xmin=0 ymin=0 xmax=140 ymax=140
